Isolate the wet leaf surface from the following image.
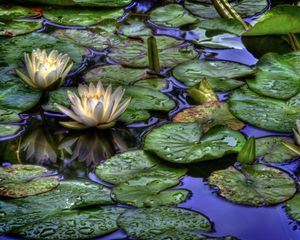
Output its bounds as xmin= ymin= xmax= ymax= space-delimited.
xmin=0 ymin=165 xmax=59 ymax=198
xmin=173 ymin=101 xmax=245 ymax=132
xmin=118 ymin=207 xmax=212 ymax=239
xmin=43 ymin=8 xmax=124 ymax=26
xmin=256 ymin=137 xmax=298 ymax=163
xmin=208 ymin=164 xmax=296 ymax=206
xmin=0 ymin=20 xmax=43 ymax=37
xmin=144 ymin=122 xmax=246 ymax=164
xmin=229 ymin=87 xmax=300 ymax=132
xmin=172 ymin=59 xmax=254 ymax=91
xmin=0 ymin=5 xmax=37 ymax=21
xmin=247 ymin=52 xmax=300 ymax=99
xmin=119 ymin=19 xmax=152 ymax=37
xmin=286 ymin=193 xmax=300 ymax=222
xmin=0 ymin=124 xmax=20 ymax=137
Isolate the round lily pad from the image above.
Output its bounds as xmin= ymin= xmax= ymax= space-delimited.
xmin=229 ymin=87 xmax=300 ymax=132
xmin=256 ymin=137 xmax=298 ymax=163
xmin=0 ymin=20 xmax=43 ymax=37
xmin=15 ymin=206 xmax=125 ymax=240
xmin=172 ymin=59 xmax=254 ymax=90
xmin=0 ymin=180 xmax=113 ymax=233
xmin=15 ymin=0 xmax=131 ymax=7
xmin=0 ymin=33 xmax=86 ymax=68
xmin=43 ymin=8 xmax=124 ymax=26
xmin=184 ymin=0 xmax=268 ymax=19
xmin=286 ymin=193 xmax=300 ymax=222
xmin=108 ymin=36 xmax=198 ymax=68
xmin=118 ymin=207 xmax=212 ymax=240
xmin=119 ymin=18 xmax=152 ymax=37
xmin=0 ymin=5 xmax=37 ymax=22
xmin=95 ymin=150 xmax=187 ymax=185
xmin=150 ymin=4 xmax=198 ymax=28
xmin=247 ymin=52 xmax=300 ymax=99
xmin=144 ymin=122 xmax=246 ymax=164
xmin=208 ymin=164 xmax=296 ymax=206
xmin=0 ymin=165 xmax=59 ymax=198
xmin=0 ymin=124 xmax=20 ymax=137
xmin=244 ymin=5 xmax=300 ymax=36
xmin=173 ymin=101 xmax=245 ymax=132
xmin=112 ymin=176 xmax=189 ymax=207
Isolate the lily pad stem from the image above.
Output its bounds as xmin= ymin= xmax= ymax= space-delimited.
xmin=288 ymin=33 xmax=300 ymax=51
xmin=147 ymin=36 xmax=161 ymax=73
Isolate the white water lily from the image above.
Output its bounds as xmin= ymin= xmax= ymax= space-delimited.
xmin=16 ymin=49 xmax=73 ymax=90
xmin=56 ymin=81 xmax=131 ymax=130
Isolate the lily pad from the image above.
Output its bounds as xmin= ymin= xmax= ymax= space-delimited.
xmin=119 ymin=19 xmax=152 ymax=36
xmin=286 ymin=193 xmax=300 ymax=222
xmin=112 ymin=176 xmax=189 ymax=207
xmin=16 ymin=0 xmax=131 ymax=7
xmin=0 ymin=5 xmax=37 ymax=22
xmin=228 ymin=87 xmax=300 ymax=132
xmin=256 ymin=137 xmax=298 ymax=163
xmin=117 ymin=207 xmax=212 ymax=240
xmin=144 ymin=122 xmax=246 ymax=164
xmin=15 ymin=206 xmax=124 ymax=240
xmin=244 ymin=6 xmax=300 ymax=36
xmin=0 ymin=124 xmax=20 ymax=137
xmin=247 ymin=52 xmax=300 ymax=99
xmin=173 ymin=101 xmax=245 ymax=132
xmin=52 ymin=29 xmax=121 ymax=51
xmin=0 ymin=20 xmax=43 ymax=37
xmin=0 ymin=165 xmax=59 ymax=198
xmin=150 ymin=4 xmax=198 ymax=28
xmin=0 ymin=109 xmax=21 ymax=122
xmin=108 ymin=36 xmax=198 ymax=68
xmin=208 ymin=164 xmax=296 ymax=206
xmin=0 ymin=180 xmax=113 ymax=233
xmin=0 ymin=33 xmax=86 ymax=68
xmin=184 ymin=0 xmax=268 ymax=19
xmin=172 ymin=59 xmax=254 ymax=91
xmin=43 ymin=8 xmax=124 ymax=26
xmin=95 ymin=150 xmax=187 ymax=185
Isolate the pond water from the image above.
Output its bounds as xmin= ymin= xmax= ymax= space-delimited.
xmin=1 ymin=0 xmax=300 ymax=240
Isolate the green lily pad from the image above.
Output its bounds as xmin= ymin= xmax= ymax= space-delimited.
xmin=15 ymin=0 xmax=131 ymax=7
xmin=15 ymin=206 xmax=124 ymax=240
xmin=172 ymin=59 xmax=254 ymax=91
xmin=52 ymin=29 xmax=121 ymax=51
xmin=0 ymin=20 xmax=43 ymax=37
xmin=43 ymin=8 xmax=124 ymax=26
xmin=112 ymin=176 xmax=189 ymax=207
xmin=0 ymin=180 xmax=113 ymax=233
xmin=244 ymin=6 xmax=300 ymax=36
xmin=184 ymin=0 xmax=268 ymax=19
xmin=228 ymin=87 xmax=300 ymax=132
xmin=119 ymin=108 xmax=151 ymax=124
xmin=0 ymin=5 xmax=37 ymax=22
xmin=247 ymin=52 xmax=300 ymax=99
xmin=118 ymin=207 xmax=212 ymax=240
xmin=108 ymin=36 xmax=198 ymax=68
xmin=150 ymin=4 xmax=198 ymax=28
xmin=95 ymin=150 xmax=186 ymax=185
xmin=0 ymin=109 xmax=21 ymax=122
xmin=0 ymin=33 xmax=86 ymax=68
xmin=144 ymin=122 xmax=246 ymax=164
xmin=208 ymin=164 xmax=296 ymax=206
xmin=256 ymin=137 xmax=298 ymax=163
xmin=286 ymin=193 xmax=300 ymax=222
xmin=173 ymin=101 xmax=245 ymax=132
xmin=119 ymin=18 xmax=152 ymax=37
xmin=0 ymin=165 xmax=59 ymax=198
xmin=0 ymin=124 xmax=20 ymax=137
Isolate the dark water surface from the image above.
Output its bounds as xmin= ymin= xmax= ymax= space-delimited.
xmin=1 ymin=0 xmax=300 ymax=240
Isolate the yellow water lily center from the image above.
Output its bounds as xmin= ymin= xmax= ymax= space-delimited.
xmin=16 ymin=49 xmax=73 ymax=90
xmin=56 ymin=81 xmax=131 ymax=130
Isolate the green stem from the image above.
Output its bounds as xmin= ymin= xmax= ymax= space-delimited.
xmin=147 ymin=36 xmax=161 ymax=73
xmin=288 ymin=32 xmax=300 ymax=51
xmin=237 ymin=137 xmax=256 ymax=165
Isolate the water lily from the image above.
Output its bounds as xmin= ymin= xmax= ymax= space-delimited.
xmin=16 ymin=49 xmax=73 ymax=90
xmin=56 ymin=81 xmax=131 ymax=130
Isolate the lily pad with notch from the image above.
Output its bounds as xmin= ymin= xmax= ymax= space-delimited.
xmin=0 ymin=164 xmax=59 ymax=198
xmin=229 ymin=87 xmax=300 ymax=132
xmin=172 ymin=59 xmax=254 ymax=91
xmin=117 ymin=207 xmax=212 ymax=240
xmin=208 ymin=164 xmax=296 ymax=206
xmin=144 ymin=122 xmax=246 ymax=164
